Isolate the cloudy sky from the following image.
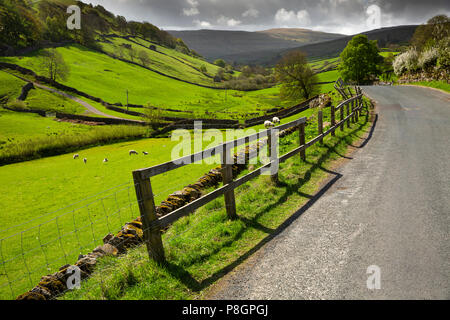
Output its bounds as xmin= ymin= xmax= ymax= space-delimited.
xmin=87 ymin=0 xmax=450 ymax=35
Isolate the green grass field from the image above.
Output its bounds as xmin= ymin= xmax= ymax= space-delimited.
xmin=0 ymin=108 xmax=149 ymax=164
xmin=0 ymin=70 xmax=87 ymax=115
xmin=100 ymin=37 xmax=216 ymax=87
xmin=61 ymin=104 xmax=373 ymax=300
xmin=0 ymin=45 xmax=284 ymax=118
xmin=0 ymin=103 xmax=322 ymax=299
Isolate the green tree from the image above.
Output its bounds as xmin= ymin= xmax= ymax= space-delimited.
xmin=275 ymin=50 xmax=319 ymax=101
xmin=412 ymin=15 xmax=450 ymax=50
xmin=0 ymin=2 xmax=41 ymax=49
xmin=339 ymin=34 xmax=383 ymax=84
xmin=214 ymin=59 xmax=226 ymax=68
xmin=138 ymin=50 xmax=151 ymax=67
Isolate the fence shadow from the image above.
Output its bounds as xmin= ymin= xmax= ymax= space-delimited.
xmin=161 ymin=111 xmax=373 ymax=293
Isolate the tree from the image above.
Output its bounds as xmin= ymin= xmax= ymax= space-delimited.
xmin=40 ymin=49 xmax=70 ymax=82
xmin=412 ymin=15 xmax=450 ymax=50
xmin=0 ymin=2 xmax=42 ymax=49
xmin=128 ymin=47 xmax=137 ymax=62
xmin=339 ymin=34 xmax=383 ymax=84
xmin=275 ymin=50 xmax=319 ymax=101
xmin=141 ymin=105 xmax=162 ymax=125
xmin=138 ymin=50 xmax=150 ymax=67
xmin=214 ymin=59 xmax=226 ymax=68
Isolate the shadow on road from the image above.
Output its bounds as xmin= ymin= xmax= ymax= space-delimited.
xmin=162 ymin=109 xmax=376 ymax=294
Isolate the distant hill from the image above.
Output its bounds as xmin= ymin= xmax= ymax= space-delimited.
xmin=170 ymin=25 xmax=417 ymax=65
xmin=167 ymin=29 xmax=345 ymax=63
xmin=259 ymin=28 xmax=344 ymax=44
xmin=267 ymin=25 xmax=418 ymax=64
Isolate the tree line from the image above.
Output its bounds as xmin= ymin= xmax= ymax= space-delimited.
xmin=0 ymin=0 xmax=195 ymax=57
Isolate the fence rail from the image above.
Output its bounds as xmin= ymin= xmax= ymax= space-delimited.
xmin=133 ymin=90 xmax=366 ymax=264
xmin=3 ymin=79 xmax=371 ymax=299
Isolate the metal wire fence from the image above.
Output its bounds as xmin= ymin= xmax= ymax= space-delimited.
xmin=0 ymin=178 xmax=189 ymax=300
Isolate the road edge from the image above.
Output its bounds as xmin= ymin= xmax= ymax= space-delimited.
xmin=202 ymin=104 xmax=378 ymax=300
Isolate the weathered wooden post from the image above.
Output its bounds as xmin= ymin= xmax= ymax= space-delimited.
xmin=340 ymin=104 xmax=344 ymax=131
xmin=355 ymin=96 xmax=359 ymax=122
xmin=347 ymin=102 xmax=351 ymax=129
xmin=330 ymin=105 xmax=336 ymax=137
xmin=351 ymin=99 xmax=355 ymax=123
xmin=298 ymin=122 xmax=306 ymax=161
xmin=267 ymin=128 xmax=279 ymax=184
xmin=318 ymin=110 xmax=323 ymax=144
xmin=221 ymin=142 xmax=237 ymax=220
xmin=132 ymin=171 xmax=165 ymax=264
xmin=347 ymin=87 xmax=353 ymax=98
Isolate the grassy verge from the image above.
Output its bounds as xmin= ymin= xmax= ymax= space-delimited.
xmin=61 ymin=104 xmax=372 ymax=300
xmin=400 ymin=80 xmax=450 ymax=93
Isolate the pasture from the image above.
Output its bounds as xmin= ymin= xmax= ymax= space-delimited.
xmin=0 ymin=105 xmax=321 ymax=299
xmin=0 ymin=45 xmax=283 ymax=118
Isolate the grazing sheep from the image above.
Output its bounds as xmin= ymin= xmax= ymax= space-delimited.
xmin=129 ymin=150 xmax=138 ymax=156
xmin=83 ymin=158 xmax=87 ymax=164
xmin=73 ymin=154 xmax=79 ymax=159
xmin=272 ymin=117 xmax=280 ymax=125
xmin=264 ymin=120 xmax=274 ymax=129
xmin=143 ymin=151 xmax=149 ymax=155
xmin=103 ymin=158 xmax=108 ymax=163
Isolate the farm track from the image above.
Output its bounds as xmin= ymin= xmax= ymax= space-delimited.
xmin=4 ymin=70 xmax=142 ymax=122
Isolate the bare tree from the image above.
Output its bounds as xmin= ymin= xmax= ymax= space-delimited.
xmin=275 ymin=50 xmax=318 ymax=101
xmin=40 ymin=49 xmax=70 ymax=82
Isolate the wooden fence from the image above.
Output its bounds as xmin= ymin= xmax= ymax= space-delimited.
xmin=132 ymin=89 xmax=366 ymax=264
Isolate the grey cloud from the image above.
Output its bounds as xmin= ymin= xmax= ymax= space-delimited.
xmin=87 ymin=0 xmax=450 ymax=34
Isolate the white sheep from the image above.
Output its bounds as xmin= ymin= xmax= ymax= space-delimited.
xmin=83 ymin=158 xmax=87 ymax=164
xmin=143 ymin=151 xmax=149 ymax=155
xmin=272 ymin=117 xmax=280 ymax=125
xmin=264 ymin=120 xmax=274 ymax=129
xmin=129 ymin=150 xmax=138 ymax=156
xmin=73 ymin=154 xmax=79 ymax=159
xmin=103 ymin=158 xmax=108 ymax=163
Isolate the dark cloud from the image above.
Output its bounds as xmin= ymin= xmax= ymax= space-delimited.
xmin=87 ymin=0 xmax=450 ymax=34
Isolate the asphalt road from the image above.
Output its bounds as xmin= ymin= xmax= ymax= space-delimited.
xmin=207 ymin=85 xmax=450 ymax=300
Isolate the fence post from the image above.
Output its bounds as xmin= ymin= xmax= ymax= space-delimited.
xmin=351 ymin=99 xmax=355 ymax=123
xmin=318 ymin=110 xmax=323 ymax=144
xmin=267 ymin=128 xmax=279 ymax=184
xmin=132 ymin=171 xmax=165 ymax=264
xmin=330 ymin=105 xmax=335 ymax=137
xmin=347 ymin=87 xmax=353 ymax=98
xmin=347 ymin=102 xmax=351 ymax=129
xmin=298 ymin=122 xmax=306 ymax=161
xmin=355 ymin=97 xmax=359 ymax=122
xmin=340 ymin=104 xmax=344 ymax=131
xmin=221 ymin=143 xmax=238 ymax=220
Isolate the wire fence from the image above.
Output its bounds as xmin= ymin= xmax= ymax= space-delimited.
xmin=0 ymin=177 xmax=188 ymax=300
xmin=2 ymin=87 xmax=369 ymax=300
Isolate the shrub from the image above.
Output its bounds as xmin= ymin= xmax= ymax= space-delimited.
xmin=437 ymin=37 xmax=450 ymax=69
xmin=393 ymin=48 xmax=419 ymax=75
xmin=6 ymin=99 xmax=28 ymax=111
xmin=418 ymin=47 xmax=439 ymax=70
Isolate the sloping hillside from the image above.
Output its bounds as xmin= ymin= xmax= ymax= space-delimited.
xmin=259 ymin=28 xmax=344 ymax=44
xmin=268 ymin=25 xmax=418 ymax=63
xmin=167 ymin=29 xmax=344 ymax=63
xmin=183 ymin=25 xmax=417 ymax=65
